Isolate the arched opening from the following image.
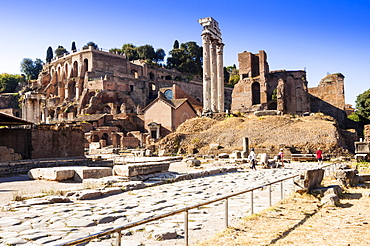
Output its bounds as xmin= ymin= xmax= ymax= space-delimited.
xmin=131 ymin=69 xmax=139 ymax=79
xmin=149 ymin=83 xmax=157 ymax=99
xmin=102 ymin=133 xmax=109 ymax=143
xmin=149 ymin=72 xmax=155 ymax=81
xmin=92 ymin=135 xmax=100 ymax=142
xmin=72 ymin=61 xmax=78 ymax=77
xmin=15 ymin=111 xmax=20 ymax=117
xmin=252 ymin=82 xmax=261 ymax=105
xmin=64 ymin=63 xmax=69 ymax=79
xmin=83 ymin=59 xmax=89 ymax=75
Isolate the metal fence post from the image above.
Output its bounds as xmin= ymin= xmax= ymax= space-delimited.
xmin=269 ymin=184 xmax=272 ymax=207
xmin=184 ymin=210 xmax=189 ymax=246
xmin=225 ymin=198 xmax=229 ymax=228
xmin=250 ymin=190 xmax=254 ymax=215
xmin=280 ymin=181 xmax=284 ymax=200
xmin=116 ymin=231 xmax=121 ymax=246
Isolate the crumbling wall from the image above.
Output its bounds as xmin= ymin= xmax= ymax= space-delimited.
xmin=31 ymin=125 xmax=84 ymax=158
xmin=0 ymin=129 xmax=31 ymax=159
xmin=308 ymin=73 xmax=346 ymax=127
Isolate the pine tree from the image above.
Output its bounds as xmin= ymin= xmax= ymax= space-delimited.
xmin=46 ymin=46 xmax=53 ymax=63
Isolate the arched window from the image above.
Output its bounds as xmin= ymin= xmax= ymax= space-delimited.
xmin=83 ymin=59 xmax=89 ymax=75
xmin=131 ymin=69 xmax=139 ymax=79
xmin=252 ymin=82 xmax=261 ymax=105
xmin=164 ymin=89 xmax=173 ymax=100
xmin=72 ymin=61 xmax=78 ymax=77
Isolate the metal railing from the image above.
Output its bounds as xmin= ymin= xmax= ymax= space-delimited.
xmin=57 ymin=162 xmax=340 ymax=246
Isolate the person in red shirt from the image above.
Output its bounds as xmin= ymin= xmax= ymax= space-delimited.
xmin=316 ymin=147 xmax=323 ymax=165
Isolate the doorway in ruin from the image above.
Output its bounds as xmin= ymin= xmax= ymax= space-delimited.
xmin=252 ymin=82 xmax=261 ymax=105
xmin=68 ymin=81 xmax=76 ymax=100
xmin=101 ymin=105 xmax=111 ymax=114
xmin=102 ymin=133 xmax=109 ymax=145
xmin=92 ymin=135 xmax=100 ymax=142
xmin=83 ymin=59 xmax=89 ymax=75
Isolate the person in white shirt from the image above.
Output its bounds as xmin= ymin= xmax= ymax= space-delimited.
xmin=248 ymin=148 xmax=257 ymax=170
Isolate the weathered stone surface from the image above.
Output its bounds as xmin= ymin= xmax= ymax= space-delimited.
xmin=28 ymin=167 xmax=75 ymax=181
xmin=334 ymin=169 xmax=359 ymax=186
xmin=73 ymin=167 xmax=113 ymax=181
xmin=311 ymin=185 xmax=343 ymax=197
xmin=184 ymin=158 xmax=201 ymax=167
xmin=321 ymin=194 xmax=340 ymax=206
xmin=295 ymin=168 xmax=324 ymax=192
xmin=113 ymin=162 xmax=170 ymax=177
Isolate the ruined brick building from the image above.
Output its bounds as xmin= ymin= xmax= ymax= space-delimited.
xmin=21 ymin=46 xmax=233 ymax=148
xmin=231 ymin=50 xmax=349 ymax=127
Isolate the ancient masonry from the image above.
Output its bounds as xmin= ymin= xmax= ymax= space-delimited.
xmin=198 ymin=17 xmax=224 ymax=113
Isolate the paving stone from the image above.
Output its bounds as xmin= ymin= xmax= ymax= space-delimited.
xmin=34 ymin=236 xmax=62 ymax=245
xmin=3 ymin=237 xmax=27 ymax=245
xmin=0 ymin=218 xmax=22 ymax=227
xmin=2 ymin=224 xmax=32 ymax=232
xmin=66 ymin=219 xmax=95 ymax=227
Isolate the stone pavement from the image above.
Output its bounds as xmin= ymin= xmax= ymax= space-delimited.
xmin=0 ymin=162 xmax=326 ymax=246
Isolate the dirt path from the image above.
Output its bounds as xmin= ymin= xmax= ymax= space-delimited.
xmin=198 ymin=185 xmax=370 ymax=246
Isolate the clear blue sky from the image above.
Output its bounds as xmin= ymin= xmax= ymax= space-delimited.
xmin=1 ymin=0 xmax=369 ymax=107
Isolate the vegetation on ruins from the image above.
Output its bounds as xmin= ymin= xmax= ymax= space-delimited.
xmin=352 ymin=88 xmax=370 ymax=124
xmin=20 ymin=58 xmax=44 ymax=81
xmin=54 ymin=45 xmax=68 ymax=57
xmin=109 ymin=43 xmax=166 ymax=65
xmin=46 ymin=46 xmax=53 ymax=63
xmin=0 ymin=73 xmax=24 ymax=93
xmin=166 ymin=40 xmax=203 ymax=75
xmin=224 ymin=65 xmax=239 ymax=87
xmin=83 ymin=41 xmax=99 ymax=50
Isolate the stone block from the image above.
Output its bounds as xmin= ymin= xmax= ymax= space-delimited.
xmin=295 ymin=168 xmax=324 ymax=192
xmin=28 ymin=167 xmax=75 ymax=181
xmin=73 ymin=167 xmax=113 ymax=182
xmin=113 ymin=162 xmax=170 ymax=177
xmin=259 ymin=153 xmax=269 ymax=165
xmin=321 ymin=194 xmax=340 ymax=206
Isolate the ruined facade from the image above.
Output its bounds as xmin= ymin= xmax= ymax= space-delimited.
xmin=232 ymin=50 xmax=310 ymax=115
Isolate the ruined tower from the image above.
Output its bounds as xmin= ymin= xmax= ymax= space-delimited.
xmin=198 ymin=17 xmax=224 ymax=113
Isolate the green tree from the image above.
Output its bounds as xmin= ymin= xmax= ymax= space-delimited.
xmin=355 ymin=89 xmax=370 ymax=124
xmin=137 ymin=45 xmax=155 ymax=61
xmin=0 ymin=73 xmax=24 ymax=93
xmin=83 ymin=41 xmax=98 ymax=50
xmin=55 ymin=45 xmax=68 ymax=57
xmin=122 ymin=43 xmax=138 ymax=60
xmin=20 ymin=58 xmax=44 ymax=80
xmin=154 ymin=48 xmax=166 ymax=62
xmin=46 ymin=46 xmax=53 ymax=63
xmin=173 ymin=40 xmax=179 ymax=49
xmin=167 ymin=41 xmax=202 ymax=75
xmin=109 ymin=48 xmax=122 ymax=55
xmin=71 ymin=41 xmax=77 ymax=52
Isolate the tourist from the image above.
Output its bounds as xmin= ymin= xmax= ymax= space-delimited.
xmin=277 ymin=148 xmax=284 ymax=167
xmin=248 ymin=148 xmax=257 ymax=170
xmin=316 ymin=147 xmax=323 ymax=165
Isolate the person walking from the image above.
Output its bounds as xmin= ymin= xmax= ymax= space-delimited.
xmin=248 ymin=148 xmax=257 ymax=170
xmin=277 ymin=148 xmax=284 ymax=167
xmin=316 ymin=147 xmax=323 ymax=165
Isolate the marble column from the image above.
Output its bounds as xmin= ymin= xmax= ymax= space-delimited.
xmin=210 ymin=40 xmax=218 ymax=112
xmin=202 ymin=34 xmax=211 ymax=112
xmin=216 ymin=43 xmax=224 ymax=112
